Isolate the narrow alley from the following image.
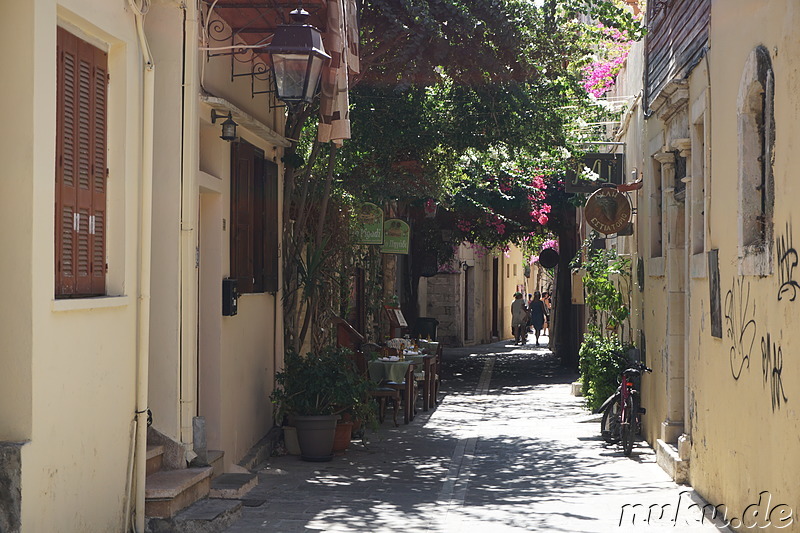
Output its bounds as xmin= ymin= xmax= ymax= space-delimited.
xmin=220 ymin=336 xmax=729 ymax=533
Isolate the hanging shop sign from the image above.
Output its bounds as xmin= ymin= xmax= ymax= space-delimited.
xmin=584 ymin=186 xmax=632 ymax=235
xmin=355 ymin=202 xmax=384 ymax=245
xmin=565 ymin=153 xmax=624 ymax=193
xmin=380 ymin=219 xmax=410 ymax=254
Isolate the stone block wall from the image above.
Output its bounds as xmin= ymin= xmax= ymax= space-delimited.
xmin=0 ymin=442 xmax=22 ymax=533
xmin=425 ymin=273 xmax=461 ymax=346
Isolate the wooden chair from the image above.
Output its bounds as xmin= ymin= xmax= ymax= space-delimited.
xmin=417 ymin=354 xmax=437 ymax=412
xmin=389 ymin=362 xmax=418 ymax=424
xmin=358 ymin=345 xmax=400 ymax=427
xmin=431 ymin=344 xmax=443 ymax=406
xmin=381 ymin=348 xmax=418 ymax=424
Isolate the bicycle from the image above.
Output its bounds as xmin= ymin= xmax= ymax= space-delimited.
xmin=595 ymin=360 xmax=652 ymax=456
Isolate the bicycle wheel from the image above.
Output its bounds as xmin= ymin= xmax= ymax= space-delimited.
xmin=600 ymin=401 xmax=620 ymax=443
xmin=633 ymin=395 xmax=642 ymax=436
xmin=621 ymin=396 xmax=635 ymax=456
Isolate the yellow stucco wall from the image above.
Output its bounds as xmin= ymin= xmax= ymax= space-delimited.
xmin=0 ymin=0 xmax=286 ymax=529
xmin=1 ymin=1 xmax=145 ymax=530
xmin=686 ymin=1 xmax=800 ymax=527
xmin=145 ymin=0 xmax=285 ymax=471
xmin=630 ymin=2 xmax=800 ymax=529
xmin=0 ymin=0 xmax=35 ymax=443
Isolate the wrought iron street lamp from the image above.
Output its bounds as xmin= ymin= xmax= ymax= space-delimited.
xmin=211 ymin=109 xmax=238 ymax=141
xmin=265 ymin=7 xmax=330 ymax=110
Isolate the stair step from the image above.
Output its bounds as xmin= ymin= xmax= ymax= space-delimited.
xmin=146 ymin=498 xmax=242 ymax=533
xmin=209 ymin=473 xmax=258 ymax=499
xmin=145 ymin=466 xmax=213 ymax=518
xmin=146 ymin=445 xmax=165 ymax=478
xmin=208 ymin=449 xmax=224 ymax=479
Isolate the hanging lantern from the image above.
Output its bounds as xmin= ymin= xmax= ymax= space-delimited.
xmin=265 ymin=7 xmax=330 ymax=109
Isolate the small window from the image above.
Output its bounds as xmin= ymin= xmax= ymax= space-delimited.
xmin=691 ymin=119 xmax=706 ymax=255
xmin=55 ymin=28 xmax=107 ymax=297
xmin=230 ymin=141 xmax=279 ymax=294
xmin=650 ymin=159 xmax=663 ymax=258
xmin=737 ymin=46 xmax=775 ymax=275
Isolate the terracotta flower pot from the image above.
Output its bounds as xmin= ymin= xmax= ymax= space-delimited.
xmin=332 ymin=421 xmax=354 ymax=455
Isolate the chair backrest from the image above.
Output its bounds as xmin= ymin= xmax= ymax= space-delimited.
xmin=361 ymin=343 xmax=381 ymax=356
xmin=351 ymin=350 xmax=369 ymax=377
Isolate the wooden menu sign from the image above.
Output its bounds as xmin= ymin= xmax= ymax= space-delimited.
xmin=584 ymin=186 xmax=632 ymax=235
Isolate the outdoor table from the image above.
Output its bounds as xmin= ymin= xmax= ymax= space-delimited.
xmin=402 ymin=351 xmax=437 ymax=412
xmin=368 ymin=358 xmax=417 ymax=423
xmin=368 ymin=358 xmax=413 ymax=383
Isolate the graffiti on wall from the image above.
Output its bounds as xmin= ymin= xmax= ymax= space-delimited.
xmin=725 ymin=277 xmax=789 ymax=411
xmin=761 ymin=333 xmax=788 ymax=411
xmin=724 ymin=277 xmax=757 ymax=381
xmin=777 ymin=223 xmax=799 ymax=302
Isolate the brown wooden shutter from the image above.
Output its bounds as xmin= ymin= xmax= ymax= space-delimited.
xmin=264 ymin=159 xmax=279 ymax=293
xmin=253 ymin=152 xmax=266 ymax=293
xmin=230 ymin=141 xmax=255 ymax=293
xmin=56 ymin=27 xmax=107 ymax=297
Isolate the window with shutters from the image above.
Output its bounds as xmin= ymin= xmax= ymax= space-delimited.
xmin=230 ymin=140 xmax=279 ymax=294
xmin=738 ymin=46 xmax=775 ymax=276
xmin=55 ymin=27 xmax=107 ymax=297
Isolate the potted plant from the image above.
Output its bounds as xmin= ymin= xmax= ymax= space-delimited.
xmin=271 ymin=346 xmax=373 ymax=461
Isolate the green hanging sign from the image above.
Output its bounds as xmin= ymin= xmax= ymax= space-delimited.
xmin=380 ymin=219 xmax=410 ymax=255
xmin=355 ymin=202 xmax=384 ymax=245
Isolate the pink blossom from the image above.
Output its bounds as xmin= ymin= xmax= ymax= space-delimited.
xmin=542 ymin=239 xmax=559 ymax=252
xmin=537 ymin=214 xmax=549 ymax=225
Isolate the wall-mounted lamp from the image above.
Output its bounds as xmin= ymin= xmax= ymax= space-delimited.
xmin=264 ymin=6 xmax=330 ymax=111
xmin=211 ymin=110 xmax=238 ymax=141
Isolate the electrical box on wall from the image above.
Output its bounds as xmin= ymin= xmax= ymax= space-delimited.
xmin=222 ymin=278 xmax=239 ymax=316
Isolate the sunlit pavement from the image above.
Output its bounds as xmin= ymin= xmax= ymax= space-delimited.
xmin=224 ymin=335 xmax=730 ymax=532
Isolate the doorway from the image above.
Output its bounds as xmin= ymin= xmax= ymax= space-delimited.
xmin=198 ymin=190 xmax=223 ymax=450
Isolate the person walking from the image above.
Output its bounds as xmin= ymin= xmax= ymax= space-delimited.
xmin=541 ymin=291 xmax=552 ymax=336
xmin=510 ymin=292 xmax=529 ymax=345
xmin=529 ymin=291 xmax=547 ymax=346
xmin=526 ymin=294 xmax=534 ymax=333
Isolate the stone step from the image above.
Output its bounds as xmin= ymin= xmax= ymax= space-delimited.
xmin=209 ymin=473 xmax=258 ymax=499
xmin=146 ymin=445 xmax=165 ymax=478
xmin=146 ymin=498 xmax=242 ymax=533
xmin=145 ymin=466 xmax=213 ymax=519
xmin=208 ymin=449 xmax=224 ymax=479
xmin=655 ymin=438 xmax=689 ymax=484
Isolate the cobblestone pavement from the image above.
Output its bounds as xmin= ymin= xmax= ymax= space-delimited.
xmin=224 ymin=335 xmax=730 ymax=532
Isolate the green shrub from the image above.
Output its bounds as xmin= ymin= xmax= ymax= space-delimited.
xmin=579 ymin=330 xmax=630 ymax=412
xmin=271 ymin=346 xmax=373 ymax=422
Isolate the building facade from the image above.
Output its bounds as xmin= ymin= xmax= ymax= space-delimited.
xmin=418 ymin=244 xmax=537 ymax=346
xmin=0 ymin=0 xmax=353 ymax=530
xmin=616 ymin=1 xmax=800 ymax=528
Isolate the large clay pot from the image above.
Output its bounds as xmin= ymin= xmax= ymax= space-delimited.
xmin=290 ymin=415 xmax=340 ymax=462
xmin=332 ymin=421 xmax=354 ymax=455
xmin=282 ymin=426 xmax=301 ymax=455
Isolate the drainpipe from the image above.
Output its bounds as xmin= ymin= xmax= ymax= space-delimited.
xmin=128 ymin=0 xmax=154 ymax=531
xmin=180 ymin=0 xmax=200 ymax=450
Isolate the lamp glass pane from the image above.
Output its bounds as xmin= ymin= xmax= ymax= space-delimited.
xmin=303 ymin=55 xmax=326 ymax=103
xmin=221 ymin=122 xmax=236 ymax=140
xmin=272 ymin=54 xmax=310 ymax=101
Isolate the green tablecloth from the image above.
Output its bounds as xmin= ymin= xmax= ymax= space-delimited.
xmin=368 ymin=360 xmax=412 ymax=383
